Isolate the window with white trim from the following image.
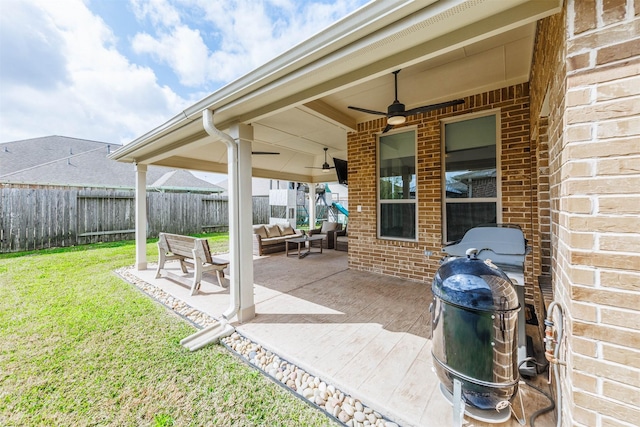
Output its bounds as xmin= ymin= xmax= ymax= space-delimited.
xmin=442 ymin=112 xmax=500 ymax=243
xmin=378 ymin=129 xmax=417 ymax=240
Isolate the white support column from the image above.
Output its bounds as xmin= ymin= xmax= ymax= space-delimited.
xmin=229 ymin=124 xmax=255 ymax=322
xmin=134 ymin=163 xmax=148 ymax=270
xmin=308 ymin=183 xmax=316 ymax=230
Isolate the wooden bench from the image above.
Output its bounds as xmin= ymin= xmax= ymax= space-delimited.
xmin=155 ymin=233 xmax=229 ymax=295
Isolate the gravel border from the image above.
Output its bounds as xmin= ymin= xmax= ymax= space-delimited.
xmin=115 ymin=266 xmax=400 ymax=427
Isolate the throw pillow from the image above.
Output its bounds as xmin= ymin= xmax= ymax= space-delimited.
xmin=265 ymin=224 xmax=281 ymax=238
xmin=253 ymin=225 xmax=268 ymax=238
xmin=279 ymin=224 xmax=295 ymax=236
xmin=320 ymin=221 xmax=338 ymax=233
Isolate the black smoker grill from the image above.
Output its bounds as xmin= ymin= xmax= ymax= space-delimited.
xmin=431 ymin=225 xmax=531 ymax=422
xmin=440 ymin=224 xmax=532 ymax=376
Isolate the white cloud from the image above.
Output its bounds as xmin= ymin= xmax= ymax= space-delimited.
xmin=132 ymin=0 xmax=369 ymax=86
xmin=0 ymin=0 xmax=188 ymax=144
xmin=131 ymin=0 xmax=182 ymax=28
xmin=133 ymin=26 xmax=210 ymax=87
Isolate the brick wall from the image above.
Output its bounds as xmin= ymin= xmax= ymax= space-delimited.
xmin=531 ymin=1 xmax=640 ymax=426
xmin=536 ymin=118 xmax=552 ymax=278
xmin=564 ymin=0 xmax=640 ymax=425
xmin=346 ymin=83 xmax=535 ymax=288
xmin=529 ymin=5 xmax=570 ymax=417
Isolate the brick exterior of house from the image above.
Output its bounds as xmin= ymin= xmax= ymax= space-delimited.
xmin=347 ymin=83 xmax=535 ymax=285
xmin=531 ymin=1 xmax=640 ymax=426
xmin=347 ymin=1 xmax=639 ymax=426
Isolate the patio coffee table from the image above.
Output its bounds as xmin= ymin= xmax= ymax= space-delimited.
xmin=285 ymin=235 xmax=324 ymax=258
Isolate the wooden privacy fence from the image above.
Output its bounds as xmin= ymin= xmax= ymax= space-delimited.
xmin=252 ymin=196 xmax=269 ymax=225
xmin=0 ymin=188 xmax=271 ymax=253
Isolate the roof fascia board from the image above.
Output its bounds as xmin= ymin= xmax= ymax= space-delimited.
xmin=108 ymin=113 xmax=198 ymax=161
xmin=114 ymin=119 xmax=209 ymax=164
xmin=136 ymin=131 xmax=211 ymax=165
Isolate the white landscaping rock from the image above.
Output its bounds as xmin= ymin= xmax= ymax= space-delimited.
xmin=342 ymin=403 xmax=355 ymax=417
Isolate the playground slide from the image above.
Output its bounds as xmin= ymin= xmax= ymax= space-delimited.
xmin=332 ymin=202 xmax=349 ymax=217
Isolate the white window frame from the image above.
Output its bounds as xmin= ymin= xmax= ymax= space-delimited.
xmin=377 ymin=127 xmax=418 ymax=242
xmin=440 ymin=109 xmax=502 ymax=244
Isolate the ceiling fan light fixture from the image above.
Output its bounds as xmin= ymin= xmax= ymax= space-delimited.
xmin=387 ymin=99 xmax=406 ymax=126
xmin=306 ymin=147 xmax=337 ymax=173
xmin=387 ymin=115 xmax=406 ymax=125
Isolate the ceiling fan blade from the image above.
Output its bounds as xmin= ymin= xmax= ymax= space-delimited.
xmin=404 ymin=99 xmax=465 ymax=117
xmin=306 ymin=148 xmax=336 ymax=170
xmin=348 ymin=106 xmax=387 ymax=115
xmin=251 ymin=151 xmax=280 ymax=155
xmin=382 ymin=124 xmax=394 ymax=133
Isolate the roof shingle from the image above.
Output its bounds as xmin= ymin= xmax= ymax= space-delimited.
xmin=0 ymin=136 xmax=223 ymax=192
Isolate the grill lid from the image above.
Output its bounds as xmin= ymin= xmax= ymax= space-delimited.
xmin=433 ymin=250 xmax=519 ymax=312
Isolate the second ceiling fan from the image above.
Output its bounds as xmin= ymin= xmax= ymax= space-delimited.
xmin=306 ymin=147 xmax=335 ymax=173
xmin=348 ymin=70 xmax=465 ymax=133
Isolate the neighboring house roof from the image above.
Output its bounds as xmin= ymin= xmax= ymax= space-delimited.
xmin=0 ymin=136 xmax=224 ymax=193
xmin=216 ymin=177 xmax=274 ymax=197
xmin=453 ymin=169 xmax=497 ymax=181
xmin=148 ymin=169 xmax=223 ymax=193
xmin=444 ymin=170 xmax=497 ymax=194
xmin=445 ymin=181 xmax=467 ymax=195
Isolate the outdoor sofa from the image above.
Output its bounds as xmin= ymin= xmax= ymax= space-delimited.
xmin=252 ymin=223 xmax=303 ymax=256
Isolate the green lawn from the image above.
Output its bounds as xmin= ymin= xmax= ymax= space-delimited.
xmin=0 ymin=236 xmax=334 ymax=426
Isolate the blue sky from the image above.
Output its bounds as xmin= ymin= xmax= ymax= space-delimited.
xmin=0 ymin=0 xmax=369 ymax=145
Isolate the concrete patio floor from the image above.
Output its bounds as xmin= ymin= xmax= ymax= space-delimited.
xmin=125 ymin=250 xmax=554 ymax=427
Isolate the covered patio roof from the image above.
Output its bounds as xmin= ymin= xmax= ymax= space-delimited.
xmin=109 ymin=0 xmax=560 ymax=183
